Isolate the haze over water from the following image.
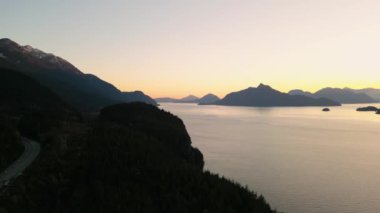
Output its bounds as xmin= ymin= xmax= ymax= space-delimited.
xmin=161 ymin=103 xmax=380 ymax=213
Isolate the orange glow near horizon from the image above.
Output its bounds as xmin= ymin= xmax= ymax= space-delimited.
xmin=2 ymin=0 xmax=380 ymax=98
xmin=105 ymin=73 xmax=380 ymax=99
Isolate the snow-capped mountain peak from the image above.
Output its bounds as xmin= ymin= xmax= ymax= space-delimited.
xmin=0 ymin=38 xmax=82 ymax=74
xmin=22 ymin=45 xmax=53 ymax=59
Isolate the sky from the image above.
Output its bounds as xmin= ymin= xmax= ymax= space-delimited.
xmin=1 ymin=0 xmax=380 ymax=98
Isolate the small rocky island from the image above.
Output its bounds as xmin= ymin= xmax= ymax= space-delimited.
xmin=356 ymin=106 xmax=380 ymax=115
xmin=356 ymin=106 xmax=378 ymax=112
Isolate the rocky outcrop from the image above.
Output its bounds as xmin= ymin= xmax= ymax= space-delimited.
xmin=356 ymin=106 xmax=378 ymax=112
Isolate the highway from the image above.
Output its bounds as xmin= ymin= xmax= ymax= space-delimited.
xmin=0 ymin=137 xmax=40 ymax=188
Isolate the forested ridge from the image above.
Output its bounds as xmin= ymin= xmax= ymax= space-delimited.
xmin=0 ymin=68 xmax=276 ymax=213
xmin=0 ymin=117 xmax=23 ymax=171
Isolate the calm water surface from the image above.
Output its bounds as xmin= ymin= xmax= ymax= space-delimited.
xmin=160 ymin=103 xmax=380 ymax=213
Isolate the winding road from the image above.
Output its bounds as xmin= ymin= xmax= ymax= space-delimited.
xmin=0 ymin=137 xmax=40 ymax=188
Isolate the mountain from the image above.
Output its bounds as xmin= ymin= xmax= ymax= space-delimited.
xmin=0 ymin=66 xmax=79 ymax=168
xmin=198 ymin=93 xmax=220 ymax=104
xmin=155 ymin=94 xmax=220 ymax=104
xmin=358 ymin=88 xmax=380 ymax=101
xmin=0 ymin=41 xmax=276 ymax=213
xmin=0 ymin=38 xmax=156 ymax=110
xmin=0 ymin=100 xmax=275 ymax=212
xmin=313 ymin=88 xmax=376 ymax=104
xmin=213 ymin=84 xmax=340 ymax=107
xmin=155 ymin=95 xmax=200 ymax=103
xmin=180 ymin=95 xmax=199 ymax=102
xmin=0 ymin=67 xmax=72 ymax=170
xmin=345 ymin=88 xmax=380 ymax=102
xmin=0 ymin=62 xmax=275 ymax=212
xmin=0 ymin=66 xmax=81 ymax=140
xmin=289 ymin=88 xmax=377 ymax=104
xmin=155 ymin=97 xmax=178 ymax=103
xmin=0 ymin=67 xmax=75 ymax=116
xmin=100 ymin=102 xmax=204 ymax=168
xmin=288 ymin=89 xmax=313 ymax=97
xmin=121 ymin=91 xmax=156 ymax=105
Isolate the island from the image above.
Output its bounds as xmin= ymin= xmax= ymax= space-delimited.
xmin=211 ymin=84 xmax=341 ymax=107
xmin=156 ymin=93 xmax=220 ymax=104
xmin=356 ymin=106 xmax=378 ymax=112
xmin=289 ymin=87 xmax=377 ymax=104
xmin=198 ymin=93 xmax=220 ymax=104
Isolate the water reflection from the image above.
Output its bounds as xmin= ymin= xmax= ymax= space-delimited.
xmin=160 ymin=103 xmax=380 ymax=213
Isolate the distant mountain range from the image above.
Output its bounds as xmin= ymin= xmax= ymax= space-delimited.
xmin=289 ymin=87 xmax=379 ymax=104
xmin=156 ymin=95 xmax=199 ymax=103
xmin=156 ymin=94 xmax=220 ymax=104
xmin=198 ymin=93 xmax=220 ymax=104
xmin=344 ymin=88 xmax=380 ymax=102
xmin=212 ymin=84 xmax=340 ymax=107
xmin=159 ymin=86 xmax=380 ymax=107
xmin=0 ymin=38 xmax=156 ymax=111
xmin=3 ymin=38 xmax=377 ymax=110
xmin=0 ymin=57 xmax=274 ymax=213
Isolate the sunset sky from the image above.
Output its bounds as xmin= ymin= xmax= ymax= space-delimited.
xmin=2 ymin=0 xmax=380 ymax=98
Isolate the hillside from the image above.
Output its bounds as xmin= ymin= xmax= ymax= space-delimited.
xmin=180 ymin=95 xmax=199 ymax=102
xmin=346 ymin=88 xmax=380 ymax=102
xmin=156 ymin=94 xmax=220 ymax=104
xmin=155 ymin=97 xmax=179 ymax=103
xmin=0 ymin=67 xmax=75 ymax=172
xmin=289 ymin=88 xmax=378 ymax=104
xmin=0 ymin=117 xmax=23 ymax=171
xmin=198 ymin=93 xmax=220 ymax=104
xmin=0 ymin=70 xmax=275 ymax=212
xmin=155 ymin=95 xmax=200 ymax=103
xmin=314 ymin=88 xmax=376 ymax=104
xmin=288 ymin=89 xmax=313 ymax=97
xmin=0 ymin=67 xmax=79 ymax=170
xmin=0 ymin=67 xmax=74 ymax=115
xmin=0 ymin=38 xmax=156 ymax=110
xmin=121 ymin=91 xmax=156 ymax=105
xmin=214 ymin=84 xmax=340 ymax=107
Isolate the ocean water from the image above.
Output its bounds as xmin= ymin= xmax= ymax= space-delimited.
xmin=160 ymin=103 xmax=380 ymax=213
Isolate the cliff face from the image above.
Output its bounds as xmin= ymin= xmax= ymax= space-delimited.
xmin=99 ymin=102 xmax=204 ymax=169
